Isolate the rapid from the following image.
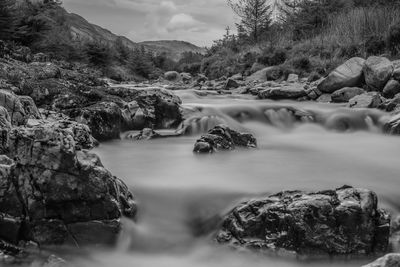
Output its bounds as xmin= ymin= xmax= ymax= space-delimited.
xmin=71 ymin=89 xmax=400 ymax=267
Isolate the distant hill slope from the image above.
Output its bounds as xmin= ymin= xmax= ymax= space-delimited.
xmin=140 ymin=40 xmax=206 ymax=61
xmin=24 ymin=1 xmax=205 ymax=61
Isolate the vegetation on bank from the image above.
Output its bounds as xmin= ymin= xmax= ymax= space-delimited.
xmin=201 ymin=0 xmax=400 ymax=80
xmin=1 ymin=0 xmax=400 ymax=82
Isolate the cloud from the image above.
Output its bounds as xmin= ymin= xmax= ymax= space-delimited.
xmin=166 ymin=13 xmax=205 ymax=32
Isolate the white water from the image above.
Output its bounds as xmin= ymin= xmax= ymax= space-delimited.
xmin=74 ymin=90 xmax=400 ymax=267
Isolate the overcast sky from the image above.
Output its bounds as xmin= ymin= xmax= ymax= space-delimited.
xmin=62 ymin=0 xmax=236 ymax=47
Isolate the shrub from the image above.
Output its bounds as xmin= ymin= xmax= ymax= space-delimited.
xmin=365 ymin=36 xmax=386 ymax=56
xmin=387 ymin=23 xmax=400 ymax=54
xmin=257 ymin=48 xmax=287 ymax=66
xmin=291 ymin=56 xmax=311 ymax=72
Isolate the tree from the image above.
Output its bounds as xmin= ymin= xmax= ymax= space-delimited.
xmin=84 ymin=42 xmax=111 ymax=67
xmin=0 ymin=0 xmax=16 ymax=40
xmin=228 ymin=0 xmax=273 ymax=43
xmin=128 ymin=45 xmax=155 ymax=78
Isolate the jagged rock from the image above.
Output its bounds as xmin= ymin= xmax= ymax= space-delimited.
xmin=19 ymin=96 xmax=41 ymax=119
xmin=383 ymin=113 xmax=400 ymax=135
xmin=126 ymin=128 xmax=161 ymax=140
xmin=331 ymin=87 xmax=365 ymax=103
xmin=363 ymin=56 xmax=394 ymax=91
xmin=69 ymin=102 xmax=122 ymax=141
xmin=362 ymin=254 xmax=400 ymax=267
xmin=164 ymin=71 xmax=180 ymax=81
xmin=305 ymin=87 xmax=322 ymax=100
xmin=216 ymin=186 xmax=390 ymax=255
xmin=287 ymin=74 xmax=299 ymax=83
xmin=382 ymin=79 xmax=400 ymax=98
xmin=224 ymin=78 xmax=240 ymax=90
xmin=0 ymin=89 xmax=27 ymax=126
xmin=0 ymin=107 xmax=11 ymax=153
xmin=193 ymin=125 xmax=257 ymax=153
xmin=318 ymin=57 xmax=365 ymax=93
xmin=3 ymin=122 xmax=137 ymax=246
xmin=348 ymin=92 xmax=383 ymax=109
xmin=258 ymin=84 xmax=307 ymax=100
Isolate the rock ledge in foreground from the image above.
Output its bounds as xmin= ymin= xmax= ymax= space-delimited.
xmin=216 ymin=186 xmax=390 ymax=255
xmin=193 ymin=125 xmax=257 ymax=153
xmin=362 ymin=253 xmax=400 ymax=267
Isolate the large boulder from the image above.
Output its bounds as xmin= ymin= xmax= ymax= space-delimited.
xmin=1 ymin=122 xmax=137 ymax=246
xmin=382 ymin=79 xmax=400 ymax=98
xmin=246 ymin=66 xmax=283 ymax=83
xmin=348 ymin=92 xmax=383 ymax=109
xmin=0 ymin=89 xmax=27 ymax=126
xmin=363 ymin=56 xmax=394 ymax=91
xmin=258 ymin=84 xmax=307 ymax=100
xmin=193 ymin=125 xmax=257 ymax=153
xmin=363 ymin=254 xmax=400 ymax=267
xmin=331 ymin=87 xmax=365 ymax=103
xmin=318 ymin=57 xmax=365 ymax=93
xmin=164 ymin=71 xmax=180 ymax=82
xmin=69 ymin=102 xmax=123 ymax=141
xmin=224 ymin=78 xmax=240 ymax=90
xmin=216 ymin=186 xmax=390 ymax=255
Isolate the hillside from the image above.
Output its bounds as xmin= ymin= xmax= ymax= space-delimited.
xmin=140 ymin=40 xmax=206 ymax=61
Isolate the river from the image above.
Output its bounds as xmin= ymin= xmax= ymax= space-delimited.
xmin=73 ymin=89 xmax=400 ymax=267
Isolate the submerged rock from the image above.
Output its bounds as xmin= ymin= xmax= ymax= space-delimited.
xmin=363 ymin=56 xmax=393 ymax=92
xmin=318 ymin=57 xmax=365 ymax=93
xmin=216 ymin=186 xmax=390 ymax=255
xmin=331 ymin=87 xmax=365 ymax=103
xmin=193 ymin=125 xmax=257 ymax=153
xmin=362 ymin=254 xmax=400 ymax=267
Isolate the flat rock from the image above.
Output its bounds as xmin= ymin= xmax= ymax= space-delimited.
xmin=331 ymin=87 xmax=365 ymax=103
xmin=258 ymin=84 xmax=306 ymax=100
xmin=348 ymin=92 xmax=383 ymax=109
xmin=216 ymin=186 xmax=390 ymax=255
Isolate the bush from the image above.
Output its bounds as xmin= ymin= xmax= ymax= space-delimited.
xmin=257 ymin=48 xmax=287 ymax=66
xmin=387 ymin=23 xmax=400 ymax=54
xmin=291 ymin=56 xmax=311 ymax=72
xmin=365 ymin=36 xmax=386 ymax=56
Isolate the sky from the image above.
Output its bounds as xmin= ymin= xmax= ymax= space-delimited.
xmin=62 ymin=0 xmax=237 ymax=47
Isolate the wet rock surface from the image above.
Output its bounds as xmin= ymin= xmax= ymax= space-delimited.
xmin=363 ymin=254 xmax=400 ymax=267
xmin=215 ymin=186 xmax=390 ymax=255
xmin=193 ymin=125 xmax=257 ymax=153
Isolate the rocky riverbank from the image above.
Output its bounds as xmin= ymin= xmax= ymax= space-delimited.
xmin=1 ymin=43 xmax=400 ymax=266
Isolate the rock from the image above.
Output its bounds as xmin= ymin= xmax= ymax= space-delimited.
xmin=3 ymin=122 xmax=137 ymax=246
xmin=30 ymin=62 xmax=62 ymax=80
xmin=305 ymin=87 xmax=322 ymax=100
xmin=247 ymin=67 xmax=282 ymax=83
xmin=126 ymin=128 xmax=161 ymax=140
xmin=18 ymin=96 xmax=41 ymax=119
xmin=224 ymin=78 xmax=240 ymax=90
xmin=69 ymin=102 xmax=122 ymax=141
xmin=164 ymin=71 xmax=180 ymax=82
xmin=216 ymin=186 xmax=390 ymax=255
xmin=331 ymin=87 xmax=365 ymax=103
xmin=0 ymin=89 xmax=27 ymax=126
xmin=258 ymin=84 xmax=307 ymax=100
xmin=0 ymin=107 xmax=11 ymax=153
xmin=393 ymin=67 xmax=400 ymax=81
xmin=250 ymin=62 xmax=266 ymax=74
xmin=193 ymin=125 xmax=257 ymax=153
xmin=317 ymin=57 xmax=365 ymax=93
xmin=382 ymin=80 xmax=400 ymax=98
xmin=230 ymin=73 xmax=243 ymax=81
xmin=317 ymin=94 xmax=332 ymax=103
xmin=348 ymin=92 xmax=383 ymax=109
xmin=287 ymin=74 xmax=299 ymax=83
xmin=196 ymin=74 xmax=208 ymax=84
xmin=362 ymin=254 xmax=400 ymax=267
xmin=383 ymin=113 xmax=400 ymax=135
xmin=180 ymin=72 xmax=192 ymax=82
xmin=363 ymin=56 xmax=394 ymax=91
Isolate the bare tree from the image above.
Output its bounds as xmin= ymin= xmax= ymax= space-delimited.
xmin=228 ymin=0 xmax=273 ymax=43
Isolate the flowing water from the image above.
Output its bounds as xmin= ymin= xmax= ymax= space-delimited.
xmin=73 ymin=89 xmax=400 ymax=267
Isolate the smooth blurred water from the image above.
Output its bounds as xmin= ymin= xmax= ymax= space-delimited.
xmin=77 ymin=91 xmax=400 ymax=267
